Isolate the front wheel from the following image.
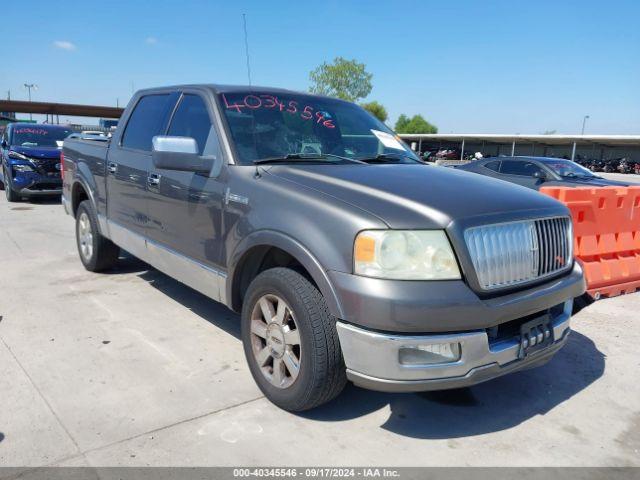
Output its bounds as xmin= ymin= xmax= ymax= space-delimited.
xmin=4 ymin=169 xmax=20 ymax=202
xmin=75 ymin=200 xmax=120 ymax=272
xmin=241 ymin=267 xmax=347 ymax=411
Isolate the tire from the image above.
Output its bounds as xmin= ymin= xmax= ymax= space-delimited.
xmin=75 ymin=200 xmax=120 ymax=272
xmin=4 ymin=169 xmax=20 ymax=202
xmin=241 ymin=267 xmax=347 ymax=411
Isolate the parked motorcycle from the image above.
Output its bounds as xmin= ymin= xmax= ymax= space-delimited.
xmin=434 ymin=148 xmax=461 ymax=160
xmin=573 ymin=155 xmax=591 ymax=167
xmin=603 ymin=158 xmax=621 ymax=173
xmin=617 ymin=158 xmax=638 ymax=174
xmin=588 ymin=159 xmax=606 ymax=172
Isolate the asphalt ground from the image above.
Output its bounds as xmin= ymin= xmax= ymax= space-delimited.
xmin=0 ymin=173 xmax=638 ymax=468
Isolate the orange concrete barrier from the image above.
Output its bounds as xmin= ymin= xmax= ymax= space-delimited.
xmin=540 ymin=186 xmax=640 ymax=299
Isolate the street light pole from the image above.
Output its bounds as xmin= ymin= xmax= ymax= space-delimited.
xmin=24 ymin=83 xmax=38 ymax=121
xmin=581 ymin=115 xmax=590 ymax=135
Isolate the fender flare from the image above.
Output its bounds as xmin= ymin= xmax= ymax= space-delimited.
xmin=71 ymin=167 xmax=106 ymax=235
xmin=226 ymin=230 xmax=346 ymax=320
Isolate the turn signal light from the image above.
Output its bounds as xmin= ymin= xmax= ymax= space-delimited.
xmin=354 ymin=233 xmax=376 ymax=262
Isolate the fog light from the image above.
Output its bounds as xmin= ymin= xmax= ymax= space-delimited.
xmin=399 ymin=343 xmax=461 ymax=365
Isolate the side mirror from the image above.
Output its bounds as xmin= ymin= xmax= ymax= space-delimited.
xmin=151 ymin=136 xmax=217 ymax=175
xmin=1 ymin=140 xmax=7 ymax=149
xmin=533 ymin=170 xmax=547 ymax=180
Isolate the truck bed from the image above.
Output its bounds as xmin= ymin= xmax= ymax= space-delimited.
xmin=62 ymin=137 xmax=110 ymax=217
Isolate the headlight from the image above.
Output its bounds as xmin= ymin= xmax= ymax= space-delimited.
xmin=12 ymin=164 xmax=34 ymax=172
xmin=8 ymin=151 xmax=30 ymax=161
xmin=354 ymin=230 xmax=461 ymax=280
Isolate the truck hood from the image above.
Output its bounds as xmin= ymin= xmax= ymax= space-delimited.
xmin=9 ymin=146 xmax=61 ymax=160
xmin=265 ymin=164 xmax=567 ymax=229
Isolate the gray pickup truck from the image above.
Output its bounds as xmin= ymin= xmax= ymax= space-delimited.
xmin=62 ymin=84 xmax=585 ymax=411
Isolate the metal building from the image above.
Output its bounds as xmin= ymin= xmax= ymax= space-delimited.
xmin=398 ymin=134 xmax=640 ymax=162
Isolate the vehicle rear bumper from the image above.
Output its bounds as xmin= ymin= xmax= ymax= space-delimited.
xmin=336 ymin=300 xmax=571 ymax=392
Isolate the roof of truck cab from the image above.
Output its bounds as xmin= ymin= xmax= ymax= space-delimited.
xmin=135 ymin=84 xmax=335 ymax=99
xmin=210 ymin=84 xmax=306 ymax=95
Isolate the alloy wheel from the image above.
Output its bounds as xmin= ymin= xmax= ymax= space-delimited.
xmin=78 ymin=212 xmax=94 ymax=261
xmin=250 ymin=294 xmax=302 ymax=389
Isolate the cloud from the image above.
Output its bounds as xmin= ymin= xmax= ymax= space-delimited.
xmin=145 ymin=37 xmax=158 ymax=45
xmin=53 ymin=40 xmax=76 ymax=51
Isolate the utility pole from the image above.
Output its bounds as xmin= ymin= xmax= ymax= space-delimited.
xmin=581 ymin=115 xmax=590 ymax=135
xmin=24 ymin=83 xmax=38 ymax=121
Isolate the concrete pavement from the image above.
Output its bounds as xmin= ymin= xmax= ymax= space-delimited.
xmin=0 ymin=191 xmax=638 ymax=467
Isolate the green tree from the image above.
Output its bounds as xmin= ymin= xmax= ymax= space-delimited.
xmin=394 ymin=114 xmax=438 ymax=134
xmin=360 ymin=101 xmax=388 ymax=122
xmin=395 ymin=114 xmax=410 ymax=132
xmin=309 ymin=57 xmax=373 ymax=102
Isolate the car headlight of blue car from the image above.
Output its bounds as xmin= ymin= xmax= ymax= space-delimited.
xmin=11 ymin=164 xmax=35 ymax=172
xmin=7 ymin=151 xmax=36 ymax=172
xmin=8 ymin=150 xmax=30 ymax=161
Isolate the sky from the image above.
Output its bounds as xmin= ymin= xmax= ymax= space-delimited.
xmin=3 ymin=0 xmax=639 ymax=134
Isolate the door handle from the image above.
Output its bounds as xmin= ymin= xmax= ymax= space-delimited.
xmin=148 ymin=173 xmax=161 ymax=186
xmin=107 ymin=162 xmax=118 ymax=174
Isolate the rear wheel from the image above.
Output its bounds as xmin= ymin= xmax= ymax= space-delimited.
xmin=76 ymin=200 xmax=120 ymax=272
xmin=241 ymin=267 xmax=347 ymax=411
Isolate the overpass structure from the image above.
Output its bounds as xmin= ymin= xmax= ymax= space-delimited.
xmin=398 ymin=133 xmax=640 ymax=161
xmin=0 ymin=100 xmax=123 ymax=123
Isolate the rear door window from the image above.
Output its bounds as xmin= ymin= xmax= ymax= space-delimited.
xmin=499 ymin=160 xmax=543 ymax=176
xmin=121 ymin=94 xmax=173 ymax=151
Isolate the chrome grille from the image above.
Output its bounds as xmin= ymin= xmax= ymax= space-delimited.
xmin=465 ymin=217 xmax=572 ymax=290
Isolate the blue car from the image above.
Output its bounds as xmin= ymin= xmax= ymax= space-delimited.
xmin=0 ymin=123 xmax=73 ymax=202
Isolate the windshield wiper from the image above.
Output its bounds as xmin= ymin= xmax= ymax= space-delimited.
xmin=253 ymin=153 xmax=364 ymax=165
xmin=357 ymin=153 xmax=421 ymax=164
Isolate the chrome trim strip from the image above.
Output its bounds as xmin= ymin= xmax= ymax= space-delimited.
xmin=107 ymin=220 xmax=227 ymax=305
xmin=336 ymin=300 xmax=572 ymax=382
xmin=108 ymin=220 xmax=147 ymax=261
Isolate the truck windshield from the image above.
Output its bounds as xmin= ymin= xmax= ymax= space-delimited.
xmin=218 ymin=91 xmax=420 ymax=165
xmin=11 ymin=127 xmax=73 ymax=147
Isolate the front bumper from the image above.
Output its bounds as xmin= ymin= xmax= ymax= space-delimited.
xmin=337 ymin=300 xmax=572 ymax=392
xmin=9 ymin=171 xmax=62 ymax=197
xmin=18 ymin=186 xmax=63 ymax=197
xmin=328 ymin=263 xmax=585 ymax=333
